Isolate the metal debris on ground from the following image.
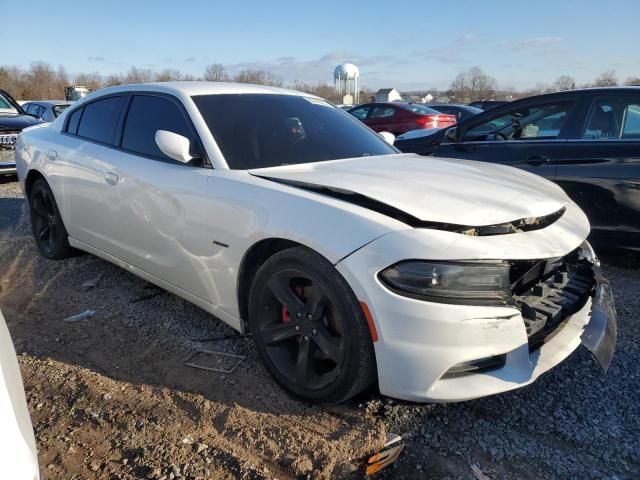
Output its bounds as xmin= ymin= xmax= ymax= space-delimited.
xmin=365 ymin=433 xmax=404 ymax=475
xmin=63 ymin=309 xmax=96 ymax=322
xmin=191 ymin=333 xmax=251 ymax=342
xmin=82 ymin=274 xmax=103 ymax=290
xmin=184 ymin=349 xmax=245 ymax=374
xmin=471 ymin=463 xmax=492 ymax=480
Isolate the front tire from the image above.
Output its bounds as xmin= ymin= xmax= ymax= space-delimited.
xmin=248 ymin=246 xmax=376 ymax=403
xmin=28 ymin=178 xmax=74 ymax=260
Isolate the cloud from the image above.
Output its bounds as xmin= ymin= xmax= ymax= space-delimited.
xmin=419 ymin=32 xmax=479 ymax=64
xmin=88 ymin=56 xmax=104 ymax=62
xmin=500 ymin=36 xmax=564 ymax=50
xmin=183 ymin=57 xmax=196 ymax=62
xmin=222 ymin=51 xmax=407 ymax=84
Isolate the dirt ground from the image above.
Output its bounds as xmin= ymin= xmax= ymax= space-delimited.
xmin=1 ymin=176 xmax=638 ymax=480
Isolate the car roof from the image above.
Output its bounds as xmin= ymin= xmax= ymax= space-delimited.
xmin=513 ymin=86 xmax=640 ymax=103
xmin=24 ymin=100 xmax=71 ymax=106
xmin=88 ymin=81 xmax=316 ymax=98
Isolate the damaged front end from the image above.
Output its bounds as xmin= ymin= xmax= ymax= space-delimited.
xmin=509 ymin=246 xmax=617 ymax=372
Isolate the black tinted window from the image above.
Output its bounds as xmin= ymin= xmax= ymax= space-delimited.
xmin=66 ymin=107 xmax=83 ymax=134
xmin=193 ymin=94 xmax=396 ymax=169
xmin=77 ymin=96 xmax=125 ymax=144
xmin=122 ymin=95 xmax=194 ymax=159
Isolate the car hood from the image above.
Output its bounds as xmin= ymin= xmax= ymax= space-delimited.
xmin=0 ymin=114 xmax=41 ymax=131
xmin=249 ymin=154 xmax=569 ymax=227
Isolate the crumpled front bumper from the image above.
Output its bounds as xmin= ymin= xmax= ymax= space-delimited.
xmin=337 ymin=236 xmax=617 ymax=402
xmin=580 ymin=265 xmax=617 ymax=373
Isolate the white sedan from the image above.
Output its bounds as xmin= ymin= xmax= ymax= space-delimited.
xmin=15 ymin=82 xmax=616 ymax=403
xmin=0 ymin=310 xmax=40 ymax=479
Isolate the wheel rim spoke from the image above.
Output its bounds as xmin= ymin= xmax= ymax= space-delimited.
xmin=261 ymin=323 xmax=299 ymax=345
xmin=49 ymin=224 xmax=57 ymax=247
xmin=32 ymin=197 xmax=49 ymax=217
xmin=37 ymin=224 xmax=51 ymax=241
xmin=305 ymin=287 xmax=326 ymax=320
xmin=312 ymin=326 xmax=342 ymax=363
xmin=295 ymin=339 xmax=311 ymax=384
xmin=267 ymin=273 xmax=304 ymax=314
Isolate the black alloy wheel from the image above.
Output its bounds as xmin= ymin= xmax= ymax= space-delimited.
xmin=249 ymin=246 xmax=376 ymax=403
xmin=29 ymin=179 xmax=73 ymax=259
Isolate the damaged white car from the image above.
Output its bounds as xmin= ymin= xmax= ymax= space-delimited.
xmin=15 ymin=82 xmax=616 ymax=403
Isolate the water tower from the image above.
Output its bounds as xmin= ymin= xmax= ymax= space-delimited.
xmin=334 ymin=63 xmax=360 ymax=105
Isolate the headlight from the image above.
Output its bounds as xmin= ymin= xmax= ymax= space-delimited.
xmin=379 ymin=261 xmax=512 ymax=305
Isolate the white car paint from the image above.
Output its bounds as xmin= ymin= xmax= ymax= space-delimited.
xmin=0 ymin=310 xmax=39 ymax=479
xmin=15 ymin=82 xmax=613 ymax=402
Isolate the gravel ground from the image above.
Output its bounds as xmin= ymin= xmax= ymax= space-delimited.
xmin=0 ymin=175 xmax=638 ymax=479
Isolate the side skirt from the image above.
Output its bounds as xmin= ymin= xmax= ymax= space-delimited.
xmin=68 ymin=237 xmax=244 ymax=332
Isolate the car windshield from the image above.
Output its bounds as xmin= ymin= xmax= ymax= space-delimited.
xmin=192 ymin=94 xmax=397 ymax=169
xmin=403 ymin=104 xmax=440 ymax=115
xmin=52 ymin=104 xmax=70 ymax=117
xmin=0 ymin=92 xmax=19 ymax=115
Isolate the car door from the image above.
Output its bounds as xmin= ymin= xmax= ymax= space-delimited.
xmin=554 ymin=94 xmax=640 ymax=250
xmin=99 ymin=92 xmax=218 ymax=302
xmin=366 ymin=105 xmax=400 ymax=133
xmin=433 ymin=100 xmax=578 ymax=179
xmin=53 ymin=94 xmax=127 ymax=252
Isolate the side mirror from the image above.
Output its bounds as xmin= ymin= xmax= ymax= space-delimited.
xmin=444 ymin=127 xmax=458 ymax=143
xmin=378 ymin=131 xmax=396 ymax=145
xmin=155 ymin=130 xmax=196 ymax=163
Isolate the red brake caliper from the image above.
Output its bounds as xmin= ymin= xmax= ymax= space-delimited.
xmin=281 ymin=286 xmax=304 ymax=323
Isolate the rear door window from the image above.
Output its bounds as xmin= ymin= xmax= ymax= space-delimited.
xmin=583 ymin=97 xmax=640 ymax=140
xmin=77 ymin=96 xmax=126 ymax=144
xmin=121 ymin=95 xmax=195 ymax=160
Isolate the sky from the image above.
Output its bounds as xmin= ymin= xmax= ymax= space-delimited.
xmin=3 ymin=0 xmax=639 ymax=91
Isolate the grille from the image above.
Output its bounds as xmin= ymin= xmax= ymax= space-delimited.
xmin=510 ymin=250 xmax=595 ymax=352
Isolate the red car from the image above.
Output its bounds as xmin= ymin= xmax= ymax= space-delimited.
xmin=348 ymin=102 xmax=456 ymax=135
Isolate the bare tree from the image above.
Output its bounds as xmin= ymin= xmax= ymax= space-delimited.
xmin=203 ymin=63 xmax=228 ymax=82
xmin=552 ymin=75 xmax=576 ymax=92
xmin=74 ymin=71 xmax=102 ymax=92
xmin=104 ymin=74 xmax=124 ymax=87
xmin=593 ymin=70 xmax=618 ymax=87
xmin=234 ymin=69 xmax=282 ymax=87
xmin=448 ymin=66 xmax=496 ymax=102
xmin=625 ymin=76 xmax=640 ymax=86
xmin=124 ymin=67 xmax=153 ymax=84
xmin=154 ymin=69 xmax=183 ymax=82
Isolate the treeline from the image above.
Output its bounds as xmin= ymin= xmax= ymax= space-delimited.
xmin=2 ymin=61 xmax=639 ymax=104
xmin=0 ymin=62 xmax=360 ymax=103
xmin=447 ymin=67 xmax=640 ymax=103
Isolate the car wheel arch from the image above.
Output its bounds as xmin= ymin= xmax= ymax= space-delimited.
xmin=24 ymin=169 xmax=47 ymax=200
xmin=237 ymin=238 xmax=326 ymax=328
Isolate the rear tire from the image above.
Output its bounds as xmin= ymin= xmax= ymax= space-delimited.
xmin=28 ymin=178 xmax=74 ymax=260
xmin=248 ymin=246 xmax=376 ymax=403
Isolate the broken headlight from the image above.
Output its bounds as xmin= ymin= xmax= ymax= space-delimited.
xmin=379 ymin=261 xmax=512 ymax=305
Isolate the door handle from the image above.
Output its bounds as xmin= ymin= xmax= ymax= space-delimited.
xmin=104 ymin=172 xmax=119 ymax=185
xmin=46 ymin=150 xmax=57 ymax=161
xmin=526 ymin=155 xmax=550 ymax=166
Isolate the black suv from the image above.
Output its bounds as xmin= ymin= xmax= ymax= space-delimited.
xmin=0 ymin=89 xmax=42 ymax=176
xmin=395 ymin=87 xmax=640 ymax=252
